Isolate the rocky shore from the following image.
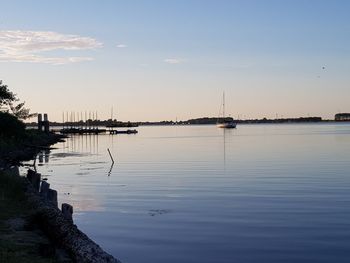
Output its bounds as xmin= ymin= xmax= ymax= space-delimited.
xmin=24 ymin=168 xmax=120 ymax=263
xmin=0 ymin=131 xmax=122 ymax=263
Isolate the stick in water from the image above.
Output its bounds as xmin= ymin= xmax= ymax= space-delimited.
xmin=107 ymin=148 xmax=115 ymax=164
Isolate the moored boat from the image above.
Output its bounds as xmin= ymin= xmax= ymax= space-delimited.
xmin=109 ymin=129 xmax=138 ymax=134
xmin=217 ymin=120 xmax=236 ymax=129
xmin=216 ymin=92 xmax=237 ymax=129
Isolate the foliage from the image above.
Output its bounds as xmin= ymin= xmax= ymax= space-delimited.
xmin=0 ymin=80 xmax=36 ymax=120
xmin=9 ymin=102 xmax=37 ymax=120
xmin=0 ymin=80 xmax=17 ymax=107
xmin=0 ymin=112 xmax=25 ymax=138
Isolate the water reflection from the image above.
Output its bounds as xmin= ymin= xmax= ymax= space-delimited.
xmin=222 ymin=128 xmax=235 ymax=169
xmin=223 ymin=129 xmax=226 ymax=167
xmin=38 ymin=149 xmax=50 ymax=164
xmin=61 ymin=134 xmax=100 ymax=154
xmin=107 ymin=163 xmax=114 ymax=177
xmin=35 ymin=124 xmax=350 ymax=263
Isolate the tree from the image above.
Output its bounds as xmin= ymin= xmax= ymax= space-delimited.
xmin=9 ymin=102 xmax=37 ymax=120
xmin=0 ymin=80 xmax=36 ymax=120
xmin=0 ymin=80 xmax=17 ymax=107
xmin=0 ymin=112 xmax=25 ymax=138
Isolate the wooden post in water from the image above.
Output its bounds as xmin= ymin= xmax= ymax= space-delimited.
xmin=27 ymin=169 xmax=41 ymax=192
xmin=40 ymin=180 xmax=50 ymax=199
xmin=62 ymin=203 xmax=73 ymax=222
xmin=44 ymin=113 xmax=49 ymax=133
xmin=47 ymin=189 xmax=58 ymax=207
xmin=107 ymin=148 xmax=115 ymax=164
xmin=38 ymin=114 xmax=43 ymax=131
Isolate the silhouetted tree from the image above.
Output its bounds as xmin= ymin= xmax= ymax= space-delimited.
xmin=9 ymin=102 xmax=37 ymax=120
xmin=0 ymin=80 xmax=17 ymax=107
xmin=0 ymin=112 xmax=25 ymax=138
xmin=0 ymin=80 xmax=36 ymax=120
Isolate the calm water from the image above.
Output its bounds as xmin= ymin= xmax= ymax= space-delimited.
xmin=35 ymin=124 xmax=350 ymax=263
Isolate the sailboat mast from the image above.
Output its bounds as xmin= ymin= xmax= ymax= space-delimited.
xmin=223 ymin=92 xmax=225 ymax=118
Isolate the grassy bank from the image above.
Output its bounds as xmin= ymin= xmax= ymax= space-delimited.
xmin=0 ymin=170 xmax=66 ymax=262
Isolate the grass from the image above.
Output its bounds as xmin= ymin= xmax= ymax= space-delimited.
xmin=0 ymin=171 xmax=61 ymax=263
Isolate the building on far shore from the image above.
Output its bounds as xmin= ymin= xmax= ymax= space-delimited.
xmin=335 ymin=113 xmax=350 ymax=121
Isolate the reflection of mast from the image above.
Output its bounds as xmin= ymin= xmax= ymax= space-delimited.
xmin=223 ymin=129 xmax=226 ymax=168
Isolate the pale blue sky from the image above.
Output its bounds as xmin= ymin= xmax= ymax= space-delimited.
xmin=0 ymin=0 xmax=349 ymax=121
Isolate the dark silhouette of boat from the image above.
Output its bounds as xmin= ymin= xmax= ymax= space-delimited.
xmin=109 ymin=129 xmax=138 ymax=134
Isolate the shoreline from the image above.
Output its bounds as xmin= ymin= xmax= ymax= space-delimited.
xmin=0 ymin=131 xmax=121 ymax=263
xmin=25 ymin=119 xmax=350 ymax=129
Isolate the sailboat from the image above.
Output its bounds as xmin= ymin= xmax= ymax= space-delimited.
xmin=217 ymin=92 xmax=237 ymax=129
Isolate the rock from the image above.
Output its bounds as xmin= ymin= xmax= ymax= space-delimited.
xmin=22 ymin=174 xmax=121 ymax=263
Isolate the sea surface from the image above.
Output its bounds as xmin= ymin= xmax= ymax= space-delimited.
xmin=34 ymin=124 xmax=350 ymax=263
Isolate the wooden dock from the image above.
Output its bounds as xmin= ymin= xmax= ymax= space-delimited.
xmin=59 ymin=128 xmax=106 ymax=135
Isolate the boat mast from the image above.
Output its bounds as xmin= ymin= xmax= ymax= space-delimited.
xmin=223 ymin=91 xmax=225 ymax=118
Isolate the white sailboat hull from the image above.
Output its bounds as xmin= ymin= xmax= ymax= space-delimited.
xmin=217 ymin=122 xmax=237 ymax=129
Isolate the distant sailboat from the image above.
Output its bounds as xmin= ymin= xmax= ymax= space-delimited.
xmin=217 ymin=92 xmax=237 ymax=129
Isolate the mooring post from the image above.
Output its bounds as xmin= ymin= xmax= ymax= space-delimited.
xmin=47 ymin=189 xmax=58 ymax=207
xmin=38 ymin=152 xmax=44 ymax=164
xmin=27 ymin=169 xmax=41 ymax=192
xmin=44 ymin=113 xmax=50 ymax=133
xmin=38 ymin=114 xmax=43 ymax=131
xmin=62 ymin=203 xmax=74 ymax=222
xmin=40 ymin=181 xmax=50 ymax=200
xmin=107 ymin=148 xmax=115 ymax=164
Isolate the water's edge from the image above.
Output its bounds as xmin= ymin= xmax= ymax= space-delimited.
xmin=5 ymin=166 xmax=121 ymax=263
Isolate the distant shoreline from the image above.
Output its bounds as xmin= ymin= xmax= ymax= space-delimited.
xmin=25 ymin=116 xmax=350 ymax=128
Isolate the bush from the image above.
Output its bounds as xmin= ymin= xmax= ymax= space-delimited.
xmin=0 ymin=112 xmax=25 ymax=138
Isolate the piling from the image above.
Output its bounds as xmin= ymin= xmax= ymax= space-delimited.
xmin=27 ymin=169 xmax=41 ymax=192
xmin=107 ymin=148 xmax=115 ymax=164
xmin=44 ymin=113 xmax=50 ymax=133
xmin=62 ymin=203 xmax=74 ymax=222
xmin=38 ymin=114 xmax=43 ymax=131
xmin=40 ymin=181 xmax=50 ymax=199
xmin=47 ymin=189 xmax=58 ymax=207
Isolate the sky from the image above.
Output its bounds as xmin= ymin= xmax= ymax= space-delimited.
xmin=0 ymin=0 xmax=350 ymax=121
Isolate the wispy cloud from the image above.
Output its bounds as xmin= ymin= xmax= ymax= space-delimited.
xmin=0 ymin=30 xmax=102 ymax=64
xmin=116 ymin=44 xmax=127 ymax=48
xmin=164 ymin=58 xmax=185 ymax=64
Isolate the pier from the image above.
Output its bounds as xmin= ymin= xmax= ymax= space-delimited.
xmin=46 ymin=111 xmax=139 ymax=135
xmin=60 ymin=128 xmax=107 ymax=135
